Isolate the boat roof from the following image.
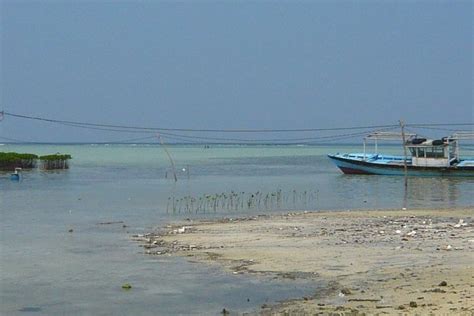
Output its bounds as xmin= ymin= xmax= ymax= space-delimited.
xmin=364 ymin=131 xmax=474 ymax=142
xmin=450 ymin=132 xmax=474 ymax=140
xmin=364 ymin=131 xmax=417 ymax=141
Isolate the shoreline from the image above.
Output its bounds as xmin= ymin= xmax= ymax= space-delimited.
xmin=136 ymin=208 xmax=474 ymax=315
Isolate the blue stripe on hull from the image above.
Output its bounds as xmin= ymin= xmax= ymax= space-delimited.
xmin=328 ymin=155 xmax=474 ymax=177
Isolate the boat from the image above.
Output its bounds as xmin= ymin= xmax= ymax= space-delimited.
xmin=328 ymin=132 xmax=474 ymax=176
xmin=10 ymin=167 xmax=22 ymax=181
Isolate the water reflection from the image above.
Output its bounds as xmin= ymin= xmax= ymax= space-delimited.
xmin=332 ymin=174 xmax=473 ymax=210
xmin=404 ymin=177 xmax=470 ymax=208
xmin=163 ymin=175 xmax=473 ymax=215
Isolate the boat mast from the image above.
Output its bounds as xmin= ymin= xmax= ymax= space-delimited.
xmin=363 ymin=137 xmax=366 ymax=160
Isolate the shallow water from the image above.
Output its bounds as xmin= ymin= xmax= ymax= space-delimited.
xmin=1 ymin=144 xmax=473 ymax=315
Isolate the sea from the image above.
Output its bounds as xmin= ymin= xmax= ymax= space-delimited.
xmin=1 ymin=143 xmax=473 ymax=315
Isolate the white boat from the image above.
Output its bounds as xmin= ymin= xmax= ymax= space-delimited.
xmin=328 ymin=132 xmax=474 ymax=177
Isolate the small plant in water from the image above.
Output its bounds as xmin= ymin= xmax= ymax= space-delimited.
xmin=165 ymin=189 xmax=319 ymax=214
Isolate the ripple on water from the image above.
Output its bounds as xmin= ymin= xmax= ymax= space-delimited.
xmin=18 ymin=307 xmax=42 ymax=312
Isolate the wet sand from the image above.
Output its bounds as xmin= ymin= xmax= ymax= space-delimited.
xmin=137 ymin=208 xmax=474 ymax=315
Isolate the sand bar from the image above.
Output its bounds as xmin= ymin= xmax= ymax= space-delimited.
xmin=136 ymin=208 xmax=474 ymax=315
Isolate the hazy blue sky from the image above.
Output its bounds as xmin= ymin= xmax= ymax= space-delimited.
xmin=1 ymin=1 xmax=472 ymax=142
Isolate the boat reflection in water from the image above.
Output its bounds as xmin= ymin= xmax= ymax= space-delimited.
xmin=403 ymin=177 xmax=467 ymax=208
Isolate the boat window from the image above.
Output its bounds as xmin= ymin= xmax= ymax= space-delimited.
xmin=417 ymin=148 xmax=425 ymax=157
xmin=425 ymin=146 xmax=445 ymax=158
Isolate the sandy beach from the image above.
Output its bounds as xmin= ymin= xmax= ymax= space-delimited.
xmin=136 ymin=208 xmax=474 ymax=315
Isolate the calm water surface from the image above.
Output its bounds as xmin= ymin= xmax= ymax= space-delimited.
xmin=1 ymin=144 xmax=473 ymax=315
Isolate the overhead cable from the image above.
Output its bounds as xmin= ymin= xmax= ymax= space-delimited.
xmin=3 ymin=111 xmax=400 ymax=133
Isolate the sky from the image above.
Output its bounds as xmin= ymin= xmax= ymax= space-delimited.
xmin=0 ymin=0 xmax=472 ymax=143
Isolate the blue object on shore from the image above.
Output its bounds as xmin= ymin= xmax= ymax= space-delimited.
xmin=10 ymin=167 xmax=22 ymax=181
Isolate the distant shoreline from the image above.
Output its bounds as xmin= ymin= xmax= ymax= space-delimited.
xmin=138 ymin=208 xmax=474 ymax=315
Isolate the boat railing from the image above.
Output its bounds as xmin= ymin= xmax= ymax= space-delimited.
xmin=449 ymin=132 xmax=474 ymax=141
xmin=448 ymin=132 xmax=474 ymax=164
xmin=363 ymin=132 xmax=417 ymax=160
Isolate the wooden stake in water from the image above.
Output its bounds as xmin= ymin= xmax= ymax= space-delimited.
xmin=399 ymin=120 xmax=408 ymax=188
xmin=157 ymin=134 xmax=178 ymax=182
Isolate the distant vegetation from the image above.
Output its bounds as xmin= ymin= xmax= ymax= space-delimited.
xmin=0 ymin=152 xmax=38 ymax=170
xmin=39 ymin=154 xmax=72 ymax=170
xmin=39 ymin=154 xmax=72 ymax=161
xmin=0 ymin=152 xmax=72 ymax=171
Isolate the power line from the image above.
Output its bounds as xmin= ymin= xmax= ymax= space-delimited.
xmin=3 ymin=111 xmax=400 ymax=133
xmin=158 ymin=128 xmax=397 ymax=143
xmin=35 ymin=119 xmax=393 ymax=142
xmin=56 ymin=121 xmax=153 ymax=134
xmin=406 ymin=123 xmax=474 ymax=127
xmin=0 ymin=135 xmax=38 ymax=143
xmin=103 ymin=135 xmax=157 ymax=143
xmin=2 ymin=110 xmax=472 ymax=144
xmin=409 ymin=126 xmax=473 ymax=132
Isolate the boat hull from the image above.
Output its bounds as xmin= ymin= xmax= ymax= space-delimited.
xmin=328 ymin=154 xmax=474 ymax=177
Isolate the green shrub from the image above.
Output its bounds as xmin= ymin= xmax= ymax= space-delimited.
xmin=0 ymin=152 xmax=72 ymax=170
xmin=39 ymin=154 xmax=72 ymax=161
xmin=0 ymin=152 xmax=38 ymax=170
xmin=39 ymin=154 xmax=72 ymax=170
xmin=0 ymin=152 xmax=38 ymax=161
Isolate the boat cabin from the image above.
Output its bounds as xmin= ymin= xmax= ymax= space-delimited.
xmin=363 ymin=132 xmax=472 ymax=168
xmin=407 ymin=139 xmax=452 ymax=167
